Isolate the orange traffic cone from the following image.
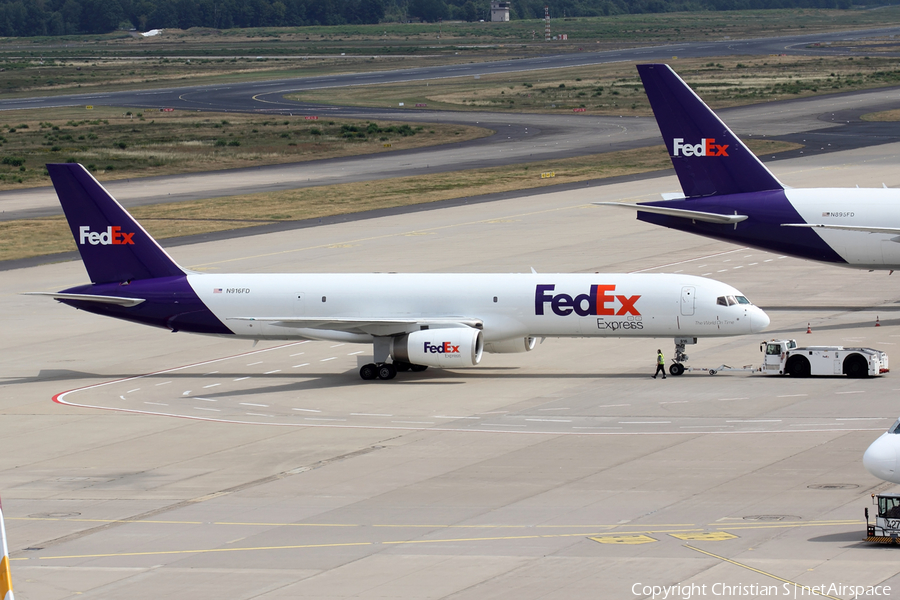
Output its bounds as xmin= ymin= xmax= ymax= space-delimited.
xmin=806 ymin=323 xmax=812 ymax=334
xmin=876 ymin=316 xmax=881 ymax=327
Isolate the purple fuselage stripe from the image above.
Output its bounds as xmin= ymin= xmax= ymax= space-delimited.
xmin=636 ymin=190 xmax=847 ymax=264
xmin=60 ymin=276 xmax=232 ymax=335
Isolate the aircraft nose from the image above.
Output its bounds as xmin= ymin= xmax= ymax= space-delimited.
xmin=864 ymin=433 xmax=900 ymax=483
xmin=750 ymin=307 xmax=770 ymax=333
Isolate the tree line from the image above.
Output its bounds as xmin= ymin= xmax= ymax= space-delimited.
xmin=0 ymin=0 xmax=860 ymax=37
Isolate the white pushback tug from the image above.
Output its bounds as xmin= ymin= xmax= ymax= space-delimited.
xmin=760 ymin=339 xmax=889 ymax=378
xmin=690 ymin=339 xmax=888 ymax=377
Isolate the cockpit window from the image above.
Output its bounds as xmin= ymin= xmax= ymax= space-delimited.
xmin=718 ymin=295 xmax=754 ymax=306
xmin=717 ymin=295 xmax=740 ymax=306
xmin=890 ymin=418 xmax=900 ymax=434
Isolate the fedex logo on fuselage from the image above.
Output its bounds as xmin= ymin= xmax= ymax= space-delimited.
xmin=535 ymin=284 xmax=641 ymax=317
xmin=672 ymin=138 xmax=729 ymax=157
xmin=424 ymin=342 xmax=460 ymax=354
xmin=79 ymin=226 xmax=135 ymax=246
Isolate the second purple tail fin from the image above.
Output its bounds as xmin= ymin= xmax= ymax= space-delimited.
xmin=48 ymin=163 xmax=185 ymax=284
xmin=637 ymin=64 xmax=783 ymax=198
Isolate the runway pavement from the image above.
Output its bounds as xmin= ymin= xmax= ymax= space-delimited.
xmin=3 ymin=141 xmax=900 ymax=599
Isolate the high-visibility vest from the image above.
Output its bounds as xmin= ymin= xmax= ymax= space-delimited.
xmin=657 ymin=353 xmax=665 ymax=365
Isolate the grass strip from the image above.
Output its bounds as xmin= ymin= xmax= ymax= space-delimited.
xmin=0 ymin=139 xmax=799 ymax=264
xmin=861 ymin=109 xmax=900 ymax=122
xmin=289 ymin=54 xmax=900 ymax=115
xmin=0 ymin=107 xmax=489 ymax=190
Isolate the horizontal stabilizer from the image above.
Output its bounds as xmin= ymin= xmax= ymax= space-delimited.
xmin=594 ymin=202 xmax=748 ymax=224
xmin=24 ymin=292 xmax=145 ymax=307
xmin=783 ymin=223 xmax=900 ymax=235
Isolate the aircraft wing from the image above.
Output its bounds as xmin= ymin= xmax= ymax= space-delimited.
xmin=24 ymin=292 xmax=146 ymax=307
xmin=783 ymin=223 xmax=900 ymax=235
xmin=594 ymin=202 xmax=748 ymax=224
xmin=227 ymin=316 xmax=483 ymax=336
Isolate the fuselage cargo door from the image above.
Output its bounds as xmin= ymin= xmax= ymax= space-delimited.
xmin=680 ymin=286 xmax=695 ymax=316
xmin=294 ymin=292 xmax=305 ymax=315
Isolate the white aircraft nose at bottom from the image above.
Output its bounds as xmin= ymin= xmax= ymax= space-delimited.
xmin=864 ymin=433 xmax=900 ymax=483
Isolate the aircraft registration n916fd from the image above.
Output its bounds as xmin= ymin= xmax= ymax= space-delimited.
xmin=598 ymin=63 xmax=900 ymax=271
xmin=33 ymin=163 xmax=769 ymax=380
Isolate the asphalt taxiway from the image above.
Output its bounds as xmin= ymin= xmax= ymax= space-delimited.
xmin=8 ymin=84 xmax=900 ymax=224
xmin=8 ymin=25 xmax=900 ymax=222
xmin=4 ymin=26 xmax=900 ymax=115
xmin=4 ymin=142 xmax=900 ymax=599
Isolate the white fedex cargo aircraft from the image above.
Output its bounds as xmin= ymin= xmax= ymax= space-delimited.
xmin=599 ymin=63 xmax=900 ymax=271
xmin=35 ymin=163 xmax=770 ymax=380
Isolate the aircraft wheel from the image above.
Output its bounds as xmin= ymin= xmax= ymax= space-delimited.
xmin=377 ymin=363 xmax=397 ymax=380
xmin=359 ymin=363 xmax=378 ymax=380
xmin=409 ymin=364 xmax=428 ymax=372
xmin=709 ymin=369 xmax=717 ymax=375
xmin=669 ymin=363 xmax=685 ymax=376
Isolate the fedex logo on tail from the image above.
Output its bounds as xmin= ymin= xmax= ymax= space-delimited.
xmin=536 ymin=284 xmax=640 ymax=317
xmin=79 ymin=226 xmax=135 ymax=246
xmin=424 ymin=342 xmax=460 ymax=354
xmin=672 ymin=138 xmax=729 ymax=157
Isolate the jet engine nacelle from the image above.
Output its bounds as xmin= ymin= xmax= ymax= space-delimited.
xmin=392 ymin=328 xmax=483 ymax=368
xmin=484 ymin=336 xmax=537 ymax=354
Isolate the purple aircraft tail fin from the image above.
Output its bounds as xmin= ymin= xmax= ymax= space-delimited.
xmin=637 ymin=64 xmax=783 ymax=198
xmin=47 ymin=163 xmax=185 ymax=284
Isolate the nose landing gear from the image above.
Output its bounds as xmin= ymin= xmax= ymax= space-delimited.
xmin=668 ymin=337 xmax=697 ymax=377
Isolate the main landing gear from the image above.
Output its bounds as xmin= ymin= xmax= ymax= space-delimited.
xmin=359 ymin=361 xmax=428 ymax=381
xmin=668 ymin=337 xmax=697 ymax=377
xmin=359 ymin=337 xmax=430 ymax=381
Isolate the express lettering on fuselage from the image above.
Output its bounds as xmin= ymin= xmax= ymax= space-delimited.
xmin=535 ymin=284 xmax=641 ymax=317
xmin=597 ymin=318 xmax=643 ymax=331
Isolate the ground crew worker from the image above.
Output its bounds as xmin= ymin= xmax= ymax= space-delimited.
xmin=653 ymin=349 xmax=666 ymax=379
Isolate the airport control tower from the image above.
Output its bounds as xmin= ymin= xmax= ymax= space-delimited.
xmin=490 ymin=1 xmax=510 ymax=21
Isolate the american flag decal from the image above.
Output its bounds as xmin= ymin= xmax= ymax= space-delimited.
xmin=213 ymin=288 xmax=222 ymax=293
